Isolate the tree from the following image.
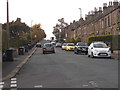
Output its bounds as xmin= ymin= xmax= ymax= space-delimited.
xmin=31 ymin=24 xmax=46 ymax=40
xmin=2 ymin=18 xmax=31 ymax=48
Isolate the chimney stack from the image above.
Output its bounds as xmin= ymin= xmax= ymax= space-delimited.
xmin=108 ymin=1 xmax=113 ymax=11
xmin=113 ymin=0 xmax=119 ymax=8
xmin=85 ymin=14 xmax=88 ymax=20
xmin=103 ymin=3 xmax=108 ymax=13
xmin=73 ymin=20 xmax=76 ymax=23
xmin=98 ymin=7 xmax=102 ymax=15
xmin=94 ymin=7 xmax=99 ymax=17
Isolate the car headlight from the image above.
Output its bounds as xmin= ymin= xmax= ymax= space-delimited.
xmin=108 ymin=48 xmax=111 ymax=52
xmin=78 ymin=47 xmax=81 ymax=50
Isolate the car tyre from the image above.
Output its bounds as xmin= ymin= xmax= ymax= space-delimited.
xmin=74 ymin=51 xmax=77 ymax=54
xmin=85 ymin=52 xmax=88 ymax=55
xmin=76 ymin=51 xmax=78 ymax=54
xmin=53 ymin=50 xmax=55 ymax=53
xmin=91 ymin=52 xmax=94 ymax=58
xmin=74 ymin=49 xmax=77 ymax=54
xmin=88 ymin=54 xmax=90 ymax=57
xmin=43 ymin=51 xmax=45 ymax=54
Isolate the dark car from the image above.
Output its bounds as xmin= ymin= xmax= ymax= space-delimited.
xmin=42 ymin=43 xmax=55 ymax=54
xmin=74 ymin=42 xmax=88 ymax=55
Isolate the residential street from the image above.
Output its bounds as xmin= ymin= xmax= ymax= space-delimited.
xmin=3 ymin=41 xmax=118 ymax=88
xmin=1 ymin=0 xmax=120 ymax=89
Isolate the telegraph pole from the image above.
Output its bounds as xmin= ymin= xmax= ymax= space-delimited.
xmin=7 ymin=0 xmax=10 ymax=48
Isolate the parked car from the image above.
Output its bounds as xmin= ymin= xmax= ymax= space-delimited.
xmin=36 ymin=43 xmax=41 ymax=48
xmin=42 ymin=43 xmax=55 ymax=54
xmin=88 ymin=42 xmax=111 ymax=58
xmin=56 ymin=42 xmax=62 ymax=47
xmin=51 ymin=41 xmax=56 ymax=45
xmin=65 ymin=43 xmax=75 ymax=51
xmin=74 ymin=42 xmax=88 ymax=54
xmin=62 ymin=43 xmax=67 ymax=50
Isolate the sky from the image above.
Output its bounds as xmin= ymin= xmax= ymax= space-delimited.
xmin=0 ymin=0 xmax=119 ymax=39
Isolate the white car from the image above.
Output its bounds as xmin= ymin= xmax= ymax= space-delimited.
xmin=51 ymin=41 xmax=56 ymax=45
xmin=56 ymin=43 xmax=62 ymax=47
xmin=61 ymin=43 xmax=67 ymax=50
xmin=88 ymin=42 xmax=111 ymax=58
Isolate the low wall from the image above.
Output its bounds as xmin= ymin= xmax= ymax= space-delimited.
xmin=112 ymin=50 xmax=120 ymax=60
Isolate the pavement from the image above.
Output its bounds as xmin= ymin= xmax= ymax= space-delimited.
xmin=2 ymin=46 xmax=37 ymax=81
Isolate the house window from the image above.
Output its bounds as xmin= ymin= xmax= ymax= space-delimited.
xmin=108 ymin=16 xmax=110 ymax=27
xmin=101 ymin=19 xmax=104 ymax=28
xmin=104 ymin=18 xmax=107 ymax=28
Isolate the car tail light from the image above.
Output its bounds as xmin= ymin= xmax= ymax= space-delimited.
xmin=43 ymin=48 xmax=46 ymax=50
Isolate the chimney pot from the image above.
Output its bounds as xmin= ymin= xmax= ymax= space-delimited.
xmin=73 ymin=20 xmax=75 ymax=23
xmin=113 ymin=0 xmax=118 ymax=7
xmin=103 ymin=3 xmax=107 ymax=7
xmin=99 ymin=7 xmax=102 ymax=11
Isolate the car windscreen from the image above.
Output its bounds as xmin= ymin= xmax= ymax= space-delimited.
xmin=67 ymin=44 xmax=74 ymax=46
xmin=56 ymin=43 xmax=61 ymax=45
xmin=44 ymin=44 xmax=53 ymax=47
xmin=78 ymin=43 xmax=87 ymax=46
xmin=93 ymin=43 xmax=108 ymax=48
xmin=62 ymin=43 xmax=67 ymax=46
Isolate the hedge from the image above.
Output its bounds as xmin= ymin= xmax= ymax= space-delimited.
xmin=88 ymin=34 xmax=120 ymax=50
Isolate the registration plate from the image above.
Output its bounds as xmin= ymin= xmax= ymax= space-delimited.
xmin=47 ymin=48 xmax=52 ymax=50
xmin=82 ymin=48 xmax=86 ymax=51
xmin=100 ymin=54 xmax=107 ymax=56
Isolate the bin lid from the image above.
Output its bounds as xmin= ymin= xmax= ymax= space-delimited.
xmin=8 ymin=48 xmax=15 ymax=50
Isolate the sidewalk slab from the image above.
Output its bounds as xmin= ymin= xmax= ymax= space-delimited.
xmin=2 ymin=47 xmax=37 ymax=81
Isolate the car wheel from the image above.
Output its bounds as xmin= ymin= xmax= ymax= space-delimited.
xmin=53 ymin=51 xmax=55 ymax=53
xmin=74 ymin=51 xmax=77 ymax=54
xmin=74 ymin=49 xmax=77 ymax=54
xmin=76 ymin=51 xmax=78 ymax=54
xmin=43 ymin=51 xmax=45 ymax=54
xmin=91 ymin=52 xmax=94 ymax=58
xmin=85 ymin=52 xmax=88 ymax=55
xmin=88 ymin=54 xmax=90 ymax=57
xmin=109 ymin=56 xmax=111 ymax=59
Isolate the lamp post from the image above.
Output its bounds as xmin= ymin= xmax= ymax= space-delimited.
xmin=30 ymin=20 xmax=33 ymax=43
xmin=7 ymin=0 xmax=10 ymax=48
xmin=79 ymin=8 xmax=82 ymax=19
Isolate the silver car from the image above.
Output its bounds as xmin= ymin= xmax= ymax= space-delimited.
xmin=61 ymin=43 xmax=67 ymax=50
xmin=42 ymin=43 xmax=55 ymax=54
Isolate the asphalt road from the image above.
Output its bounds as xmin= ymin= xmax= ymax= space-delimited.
xmin=3 ymin=40 xmax=118 ymax=88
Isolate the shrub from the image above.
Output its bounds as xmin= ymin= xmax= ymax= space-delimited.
xmin=69 ymin=38 xmax=75 ymax=43
xmin=88 ymin=34 xmax=120 ymax=50
xmin=19 ymin=36 xmax=29 ymax=46
xmin=75 ymin=37 xmax=81 ymax=44
xmin=88 ymin=34 xmax=112 ymax=44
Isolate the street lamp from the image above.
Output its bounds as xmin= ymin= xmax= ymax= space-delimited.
xmin=79 ymin=8 xmax=82 ymax=19
xmin=30 ymin=20 xmax=33 ymax=43
xmin=7 ymin=0 xmax=10 ymax=48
